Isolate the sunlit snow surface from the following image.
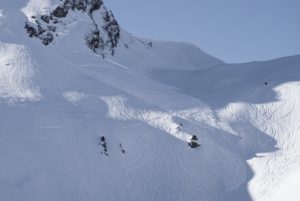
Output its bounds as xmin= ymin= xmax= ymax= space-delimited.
xmin=0 ymin=1 xmax=300 ymax=201
xmin=0 ymin=43 xmax=41 ymax=103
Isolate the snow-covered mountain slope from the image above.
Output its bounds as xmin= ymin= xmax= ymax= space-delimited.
xmin=1 ymin=1 xmax=300 ymax=201
xmin=154 ymin=55 xmax=300 ymax=201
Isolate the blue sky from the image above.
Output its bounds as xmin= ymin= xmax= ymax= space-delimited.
xmin=104 ymin=0 xmax=300 ymax=63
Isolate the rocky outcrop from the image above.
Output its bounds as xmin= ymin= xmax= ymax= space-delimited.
xmin=24 ymin=0 xmax=120 ymax=56
xmin=25 ymin=21 xmax=55 ymax=45
xmin=102 ymin=9 xmax=120 ymax=55
xmin=188 ymin=135 xmax=200 ymax=148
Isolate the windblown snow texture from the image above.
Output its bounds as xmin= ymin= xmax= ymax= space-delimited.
xmin=0 ymin=1 xmax=300 ymax=201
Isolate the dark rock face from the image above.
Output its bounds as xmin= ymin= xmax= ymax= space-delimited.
xmin=52 ymin=7 xmax=68 ymax=18
xmin=99 ymin=136 xmax=108 ymax=156
xmin=191 ymin=135 xmax=198 ymax=141
xmin=25 ymin=22 xmax=54 ymax=45
xmin=25 ymin=23 xmax=38 ymax=37
xmin=188 ymin=135 xmax=200 ymax=149
xmin=24 ymin=0 xmax=120 ymax=56
xmin=119 ymin=143 xmax=126 ymax=154
xmin=40 ymin=15 xmax=50 ymax=23
xmin=86 ymin=30 xmax=103 ymax=52
xmin=188 ymin=141 xmax=200 ymax=148
xmin=103 ymin=9 xmax=120 ymax=55
xmin=90 ymin=0 xmax=103 ymax=13
xmin=41 ymin=33 xmax=54 ymax=45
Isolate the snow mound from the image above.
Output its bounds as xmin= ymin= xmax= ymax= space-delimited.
xmin=63 ymin=91 xmax=86 ymax=105
xmin=0 ymin=42 xmax=41 ymax=103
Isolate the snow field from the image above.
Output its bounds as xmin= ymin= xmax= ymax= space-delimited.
xmin=0 ymin=42 xmax=41 ymax=103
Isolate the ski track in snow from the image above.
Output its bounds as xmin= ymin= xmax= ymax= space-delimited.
xmin=213 ymin=82 xmax=300 ymax=201
xmin=247 ymin=82 xmax=300 ymax=201
xmin=104 ymin=59 xmax=129 ymax=70
xmin=70 ymin=48 xmax=300 ymax=201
